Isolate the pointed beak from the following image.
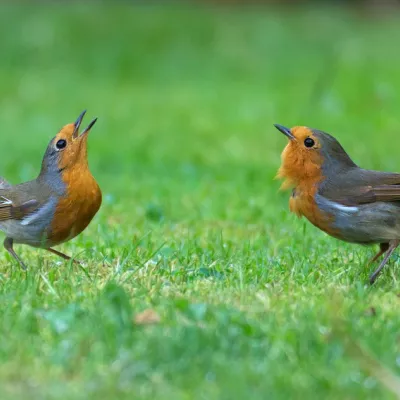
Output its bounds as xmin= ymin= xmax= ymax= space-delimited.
xmin=80 ymin=117 xmax=97 ymax=137
xmin=72 ymin=110 xmax=97 ymax=139
xmin=72 ymin=110 xmax=86 ymax=139
xmin=274 ymin=124 xmax=295 ymax=140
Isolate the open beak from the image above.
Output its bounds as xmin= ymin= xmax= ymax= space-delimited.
xmin=72 ymin=110 xmax=97 ymax=139
xmin=274 ymin=124 xmax=295 ymax=140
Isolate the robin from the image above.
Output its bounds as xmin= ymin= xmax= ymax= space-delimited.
xmin=0 ymin=110 xmax=102 ymax=270
xmin=275 ymin=123 xmax=400 ymax=284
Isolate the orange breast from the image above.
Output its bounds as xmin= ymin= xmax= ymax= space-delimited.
xmin=289 ymin=184 xmax=338 ymax=237
xmin=49 ymin=166 xmax=102 ymax=246
xmin=277 ymin=137 xmax=339 ymax=237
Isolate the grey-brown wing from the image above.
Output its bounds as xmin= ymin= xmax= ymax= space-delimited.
xmin=336 ymin=185 xmax=400 ymax=206
xmin=0 ymin=196 xmax=39 ymax=221
xmin=0 ymin=184 xmax=41 ymax=221
xmin=320 ymin=168 xmax=400 ymax=206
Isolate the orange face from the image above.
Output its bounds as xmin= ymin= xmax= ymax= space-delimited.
xmin=54 ymin=111 xmax=97 ymax=171
xmin=41 ymin=110 xmax=97 ymax=174
xmin=274 ymin=124 xmax=338 ymax=236
xmin=275 ymin=125 xmax=325 ymax=190
xmin=44 ymin=111 xmax=102 ymax=245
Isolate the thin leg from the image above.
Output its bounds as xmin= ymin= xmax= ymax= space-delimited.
xmin=369 ymin=239 xmax=400 ymax=285
xmin=369 ymin=243 xmax=390 ymax=264
xmin=4 ymin=237 xmax=27 ymax=271
xmin=46 ymin=248 xmax=80 ymax=264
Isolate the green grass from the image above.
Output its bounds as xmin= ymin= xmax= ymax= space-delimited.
xmin=1 ymin=3 xmax=400 ymax=399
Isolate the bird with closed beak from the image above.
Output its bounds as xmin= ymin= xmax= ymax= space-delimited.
xmin=275 ymin=123 xmax=400 ymax=284
xmin=0 ymin=110 xmax=102 ymax=270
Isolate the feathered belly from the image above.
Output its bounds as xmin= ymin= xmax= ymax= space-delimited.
xmin=0 ymin=220 xmax=48 ymax=247
xmin=0 ymin=188 xmax=101 ymax=248
xmin=0 ymin=197 xmax=58 ymax=247
xmin=290 ymin=191 xmax=391 ymax=243
xmin=289 ymin=192 xmax=338 ymax=237
xmin=314 ymin=194 xmax=400 ymax=244
xmin=49 ymin=185 xmax=102 ymax=246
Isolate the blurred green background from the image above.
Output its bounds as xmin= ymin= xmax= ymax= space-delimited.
xmin=1 ymin=2 xmax=400 ymax=399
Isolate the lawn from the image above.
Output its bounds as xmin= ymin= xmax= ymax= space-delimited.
xmin=0 ymin=2 xmax=400 ymax=399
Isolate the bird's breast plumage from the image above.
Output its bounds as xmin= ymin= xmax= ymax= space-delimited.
xmin=49 ymin=165 xmax=102 ymax=246
xmin=289 ymin=183 xmax=338 ymax=237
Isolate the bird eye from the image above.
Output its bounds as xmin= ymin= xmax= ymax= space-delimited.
xmin=56 ymin=139 xmax=67 ymax=150
xmin=304 ymin=137 xmax=315 ymax=148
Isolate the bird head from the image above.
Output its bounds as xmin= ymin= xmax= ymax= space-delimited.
xmin=274 ymin=124 xmax=356 ymax=189
xmin=41 ymin=110 xmax=97 ymax=176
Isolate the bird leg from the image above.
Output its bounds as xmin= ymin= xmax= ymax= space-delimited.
xmin=46 ymin=248 xmax=81 ymax=264
xmin=4 ymin=238 xmax=81 ymax=269
xmin=369 ymin=242 xmax=390 ymax=264
xmin=4 ymin=237 xmax=27 ymax=270
xmin=369 ymin=239 xmax=400 ymax=285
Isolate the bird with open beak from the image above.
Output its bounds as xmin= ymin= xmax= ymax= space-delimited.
xmin=0 ymin=110 xmax=102 ymax=270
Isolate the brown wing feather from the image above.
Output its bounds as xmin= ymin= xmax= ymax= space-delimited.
xmin=0 ymin=207 xmax=12 ymax=220
xmin=321 ymin=169 xmax=400 ymax=206
xmin=0 ymin=199 xmax=39 ymax=221
xmin=338 ymin=185 xmax=400 ymax=205
xmin=369 ymin=185 xmax=400 ymax=202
